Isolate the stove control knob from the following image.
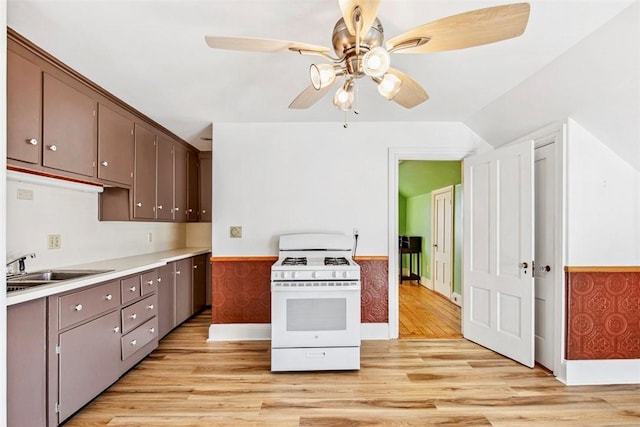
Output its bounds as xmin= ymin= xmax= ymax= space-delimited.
xmin=292 ymin=271 xmax=298 ymax=279
xmin=281 ymin=272 xmax=287 ymax=279
xmin=332 ymin=271 xmax=338 ymax=278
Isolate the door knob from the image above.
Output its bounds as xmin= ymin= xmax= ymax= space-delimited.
xmin=539 ymin=265 xmax=551 ymax=272
xmin=519 ymin=262 xmax=528 ymax=269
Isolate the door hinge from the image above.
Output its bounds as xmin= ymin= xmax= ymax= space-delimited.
xmin=55 ymin=402 xmax=60 ymax=414
xmin=532 ymin=260 xmax=536 ymax=278
xmin=56 ymin=345 xmax=61 ymax=355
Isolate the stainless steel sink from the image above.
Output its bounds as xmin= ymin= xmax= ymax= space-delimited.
xmin=7 ymin=269 xmax=114 ymax=292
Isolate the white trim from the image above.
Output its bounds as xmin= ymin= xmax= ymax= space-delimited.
xmin=208 ymin=324 xmax=270 ymax=341
xmin=451 ymin=292 xmax=462 ymax=306
xmin=561 ymin=359 xmax=640 ymax=385
xmin=361 ymin=323 xmax=389 ymax=340
xmin=7 ymin=170 xmax=104 ymax=193
xmin=420 ymin=276 xmax=432 ymax=289
xmin=207 ymin=323 xmax=392 ymax=341
xmin=388 ymin=147 xmax=474 ymax=339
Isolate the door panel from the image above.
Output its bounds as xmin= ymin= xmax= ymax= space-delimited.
xmin=463 ymin=139 xmax=535 ymax=367
xmin=432 ymin=186 xmax=453 ymax=298
xmin=98 ymin=104 xmax=134 ymax=186
xmin=133 ymin=124 xmax=156 ymax=220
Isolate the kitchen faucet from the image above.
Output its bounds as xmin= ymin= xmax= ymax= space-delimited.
xmin=6 ymin=253 xmax=36 ymax=276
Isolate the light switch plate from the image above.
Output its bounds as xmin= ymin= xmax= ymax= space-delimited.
xmin=230 ymin=226 xmax=242 ymax=238
xmin=48 ymin=234 xmax=62 ymax=249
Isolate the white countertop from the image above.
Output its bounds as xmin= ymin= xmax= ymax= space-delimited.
xmin=6 ymin=247 xmax=211 ymax=306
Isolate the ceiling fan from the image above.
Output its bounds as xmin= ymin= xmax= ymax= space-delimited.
xmin=205 ymin=1 xmax=530 ymax=112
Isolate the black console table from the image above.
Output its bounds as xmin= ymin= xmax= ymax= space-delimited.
xmin=399 ymin=235 xmax=422 ymax=283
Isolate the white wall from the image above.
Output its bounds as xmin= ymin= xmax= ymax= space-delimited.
xmin=466 ymin=2 xmax=640 ymax=171
xmin=565 ymin=119 xmax=640 ymax=265
xmin=212 ymin=121 xmax=489 ymax=256
xmin=6 ymin=179 xmax=187 ymax=271
xmin=1 ymin=0 xmax=8 ymax=422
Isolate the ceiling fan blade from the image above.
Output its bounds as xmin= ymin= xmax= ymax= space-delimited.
xmin=289 ymin=80 xmax=338 ymax=109
xmin=338 ymin=0 xmax=381 ymax=36
xmin=385 ymin=68 xmax=429 ymax=109
xmin=205 ymin=36 xmax=331 ymax=57
xmin=386 ymin=3 xmax=530 ymax=53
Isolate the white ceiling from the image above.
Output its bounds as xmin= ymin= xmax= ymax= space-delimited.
xmin=7 ymin=0 xmax=635 ymax=150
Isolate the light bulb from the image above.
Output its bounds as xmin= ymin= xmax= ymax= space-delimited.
xmin=362 ymin=46 xmax=390 ymax=78
xmin=310 ymin=64 xmax=336 ymax=90
xmin=377 ymin=73 xmax=402 ymax=100
xmin=333 ymin=79 xmax=355 ymax=111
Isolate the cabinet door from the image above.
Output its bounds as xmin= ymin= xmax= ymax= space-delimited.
xmin=8 ymin=299 xmax=47 ymax=427
xmin=58 ymin=310 xmax=121 ymax=423
xmin=192 ymin=254 xmax=207 ymax=314
xmin=175 ymin=258 xmax=193 ymax=325
xmin=156 ymin=263 xmax=176 ymax=338
xmin=98 ymin=104 xmax=134 ymax=186
xmin=156 ymin=135 xmax=175 ymax=220
xmin=173 ymin=144 xmax=188 ymax=222
xmin=7 ymin=50 xmax=42 ymax=164
xmin=133 ymin=124 xmax=156 ymax=220
xmin=43 ymin=73 xmax=97 ymax=177
xmin=187 ymin=150 xmax=200 ymax=222
xmin=199 ymin=152 xmax=212 ymax=222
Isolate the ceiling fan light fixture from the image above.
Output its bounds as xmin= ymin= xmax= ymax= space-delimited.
xmin=310 ymin=63 xmax=337 ymax=90
xmin=333 ymin=78 xmax=355 ymax=111
xmin=362 ymin=46 xmax=390 ymax=78
xmin=377 ymin=73 xmax=402 ymax=100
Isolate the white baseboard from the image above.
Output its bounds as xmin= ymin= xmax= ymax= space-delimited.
xmin=208 ymin=323 xmax=392 ymax=341
xmin=420 ymin=277 xmax=432 ymax=289
xmin=451 ymin=292 xmax=462 ymax=306
xmin=560 ymin=359 xmax=640 ymax=385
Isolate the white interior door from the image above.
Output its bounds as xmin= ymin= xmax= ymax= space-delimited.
xmin=534 ymin=143 xmax=556 ymax=370
xmin=432 ymin=186 xmax=453 ymax=298
xmin=462 ymin=139 xmax=535 ymax=368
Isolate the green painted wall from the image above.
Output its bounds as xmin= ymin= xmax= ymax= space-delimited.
xmin=405 ymin=193 xmax=431 ymax=280
xmin=398 ymin=193 xmax=407 ymax=235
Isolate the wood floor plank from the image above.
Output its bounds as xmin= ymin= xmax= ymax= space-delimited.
xmin=399 ymin=282 xmax=462 ymax=339
xmin=63 ymin=309 xmax=640 ymax=427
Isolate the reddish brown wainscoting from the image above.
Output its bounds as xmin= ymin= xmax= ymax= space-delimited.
xmin=211 ymin=256 xmax=389 ymax=324
xmin=566 ymin=267 xmax=640 ymax=360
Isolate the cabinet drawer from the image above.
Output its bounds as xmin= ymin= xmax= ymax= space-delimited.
xmin=120 ymin=275 xmax=141 ymax=304
xmin=121 ymin=317 xmax=158 ymax=360
xmin=58 ymin=281 xmax=120 ymax=330
xmin=140 ymin=270 xmax=157 ymax=296
xmin=121 ymin=293 xmax=158 ymax=334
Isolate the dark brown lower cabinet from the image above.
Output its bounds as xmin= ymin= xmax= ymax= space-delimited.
xmin=57 ymin=310 xmax=121 ymax=422
xmin=192 ymin=254 xmax=207 ymax=313
xmin=157 ymin=263 xmax=176 ymax=339
xmin=8 ymin=298 xmax=48 ymax=427
xmin=175 ymin=258 xmax=193 ymax=325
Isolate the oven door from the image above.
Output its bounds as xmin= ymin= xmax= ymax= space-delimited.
xmin=271 ymin=285 xmax=360 ymax=348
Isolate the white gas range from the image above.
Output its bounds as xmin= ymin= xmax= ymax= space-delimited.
xmin=271 ymin=233 xmax=361 ymax=372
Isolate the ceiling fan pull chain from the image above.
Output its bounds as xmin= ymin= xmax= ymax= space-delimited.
xmin=343 ymin=110 xmax=348 ymax=128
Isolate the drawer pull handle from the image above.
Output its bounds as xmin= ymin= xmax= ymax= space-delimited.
xmin=146 ymin=304 xmax=154 ymax=310
xmin=130 ymin=286 xmax=136 ymax=292
xmin=130 ymin=313 xmax=137 ymax=320
xmin=149 ymin=327 xmax=155 ymax=334
xmin=74 ymin=304 xmax=83 ymax=311
xmin=113 ymin=326 xmax=120 ymax=333
xmin=146 ymin=280 xmax=154 ymax=286
xmin=130 ymin=339 xmax=137 ymax=346
xmin=28 ymin=138 xmax=38 ymax=145
xmin=105 ymin=294 xmax=113 ymax=301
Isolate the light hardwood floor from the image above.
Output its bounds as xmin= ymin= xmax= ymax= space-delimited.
xmin=399 ymin=281 xmax=462 ymax=339
xmin=64 ymin=309 xmax=640 ymax=426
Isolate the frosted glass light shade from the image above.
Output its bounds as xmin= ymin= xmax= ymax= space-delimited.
xmin=333 ymin=79 xmax=355 ymax=111
xmin=362 ymin=47 xmax=390 ymax=78
xmin=310 ymin=63 xmax=337 ymax=90
xmin=377 ymin=73 xmax=402 ymax=99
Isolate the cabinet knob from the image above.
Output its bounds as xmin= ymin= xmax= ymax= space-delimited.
xmin=28 ymin=138 xmax=38 ymax=145
xmin=193 ymin=265 xmax=198 ymax=269
xmin=130 ymin=339 xmax=137 ymax=346
xmin=130 ymin=286 xmax=137 ymax=292
xmin=157 ymin=205 xmax=163 ymax=210
xmin=146 ymin=280 xmax=154 ymax=286
xmin=176 ymin=270 xmax=181 ymax=275
xmin=48 ymin=145 xmax=57 ymax=152
xmin=202 ymin=210 xmax=206 ymax=214
xmin=105 ymin=294 xmax=113 ymax=301
xmin=146 ymin=304 xmax=154 ymax=310
xmin=188 ymin=209 xmax=193 ymax=213
xmin=136 ymin=202 xmax=142 ymax=208
xmin=157 ymin=277 xmax=162 ymax=283
xmin=130 ymin=313 xmax=137 ymax=319
xmin=149 ymin=327 xmax=155 ymax=334
xmin=101 ymin=161 xmax=108 ymax=167
xmin=74 ymin=304 xmax=83 ymax=311
xmin=113 ymin=326 xmax=120 ymax=333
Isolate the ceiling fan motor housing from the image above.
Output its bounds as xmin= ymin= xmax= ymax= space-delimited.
xmin=332 ymin=17 xmax=384 ymax=77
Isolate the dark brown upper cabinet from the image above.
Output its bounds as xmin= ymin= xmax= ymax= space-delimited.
xmin=98 ymin=104 xmax=134 ymax=187
xmin=174 ymin=144 xmax=188 ymax=222
xmin=199 ymin=152 xmax=212 ymax=222
xmin=133 ymin=124 xmax=157 ymax=220
xmin=156 ymin=135 xmax=175 ymax=221
xmin=187 ymin=150 xmax=200 ymax=222
xmin=42 ymin=73 xmax=97 ymax=177
xmin=7 ymin=50 xmax=42 ymax=165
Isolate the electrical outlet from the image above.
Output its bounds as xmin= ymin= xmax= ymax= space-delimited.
xmin=230 ymin=226 xmax=242 ymax=238
xmin=48 ymin=234 xmax=62 ymax=249
xmin=17 ymin=188 xmax=34 ymax=200
xmin=148 ymin=232 xmax=153 ymax=243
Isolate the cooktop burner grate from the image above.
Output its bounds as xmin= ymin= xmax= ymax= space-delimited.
xmin=282 ymin=257 xmax=307 ymax=266
xmin=324 ymin=257 xmax=349 ymax=266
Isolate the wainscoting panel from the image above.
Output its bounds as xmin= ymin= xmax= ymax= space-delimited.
xmin=211 ymin=257 xmax=389 ymax=324
xmin=566 ymin=268 xmax=640 ymax=360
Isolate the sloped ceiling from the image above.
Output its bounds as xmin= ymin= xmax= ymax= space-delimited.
xmin=6 ymin=0 xmax=635 ymax=151
xmin=398 ymin=161 xmax=461 ymax=198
